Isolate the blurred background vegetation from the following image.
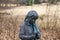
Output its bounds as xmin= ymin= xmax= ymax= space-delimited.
xmin=0 ymin=0 xmax=60 ymax=40
xmin=0 ymin=0 xmax=60 ymax=6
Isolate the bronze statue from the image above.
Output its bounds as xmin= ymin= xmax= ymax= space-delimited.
xmin=19 ymin=10 xmax=41 ymax=40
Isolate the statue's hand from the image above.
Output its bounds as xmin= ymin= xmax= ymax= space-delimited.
xmin=35 ymin=32 xmax=41 ymax=39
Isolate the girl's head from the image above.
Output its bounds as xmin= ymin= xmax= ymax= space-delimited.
xmin=25 ymin=10 xmax=39 ymax=24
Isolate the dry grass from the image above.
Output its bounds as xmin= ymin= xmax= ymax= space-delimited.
xmin=0 ymin=13 xmax=60 ymax=40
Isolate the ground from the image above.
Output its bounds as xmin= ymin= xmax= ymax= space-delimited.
xmin=0 ymin=3 xmax=60 ymax=16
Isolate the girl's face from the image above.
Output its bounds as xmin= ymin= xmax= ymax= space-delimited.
xmin=29 ymin=17 xmax=36 ymax=24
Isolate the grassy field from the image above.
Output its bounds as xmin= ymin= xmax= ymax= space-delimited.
xmin=0 ymin=4 xmax=60 ymax=40
xmin=0 ymin=14 xmax=60 ymax=40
